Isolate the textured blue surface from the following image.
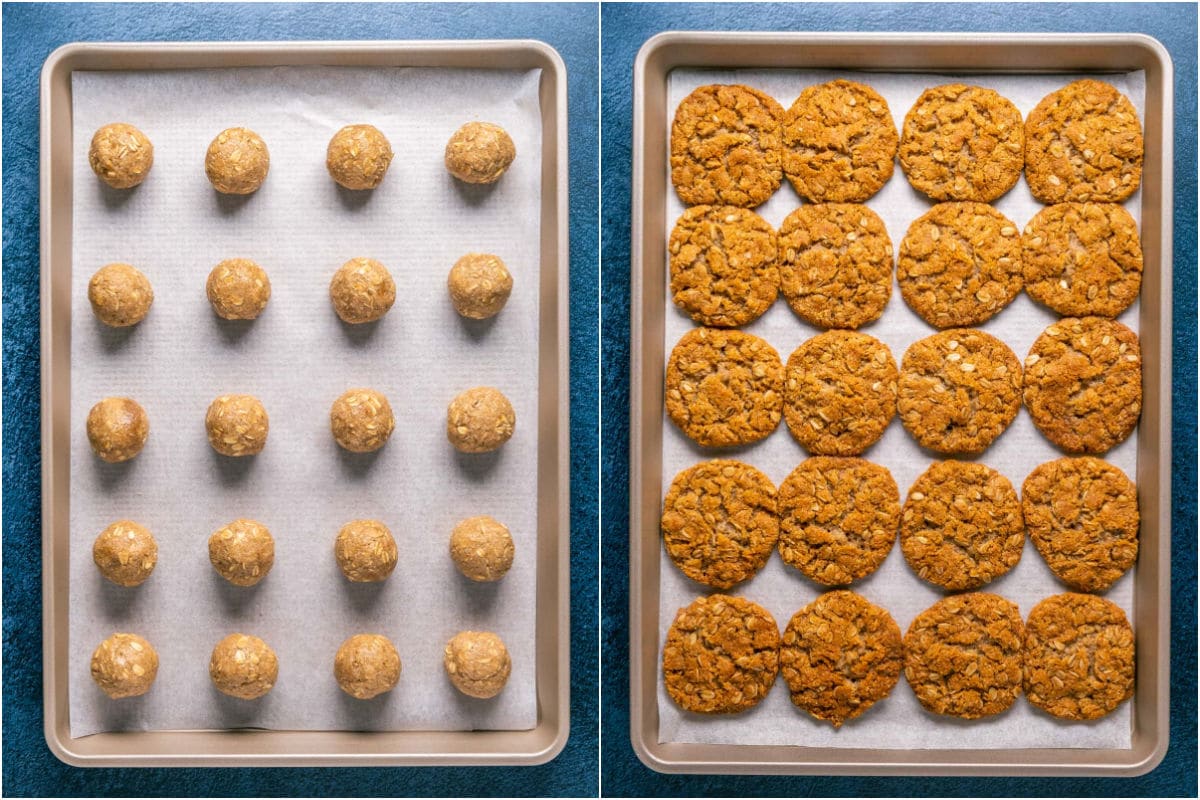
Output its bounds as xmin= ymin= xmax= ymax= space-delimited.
xmin=600 ymin=3 xmax=1197 ymax=796
xmin=1 ymin=3 xmax=597 ymax=796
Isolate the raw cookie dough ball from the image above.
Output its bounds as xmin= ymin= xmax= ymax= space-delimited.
xmin=206 ymin=259 xmax=271 ymax=320
xmin=447 ymin=253 xmax=513 ymax=320
xmin=446 ymin=387 xmax=515 ymax=453
xmin=335 ymin=519 xmax=398 ymax=582
xmin=334 ymin=634 xmax=402 ymax=699
xmin=209 ymin=633 xmax=278 ymax=699
xmin=205 ymin=127 xmax=270 ymax=195
xmin=205 ymin=394 xmax=269 ymax=457
xmin=89 ymin=123 xmax=153 ymax=189
xmin=330 ymin=388 xmax=395 ymax=453
xmin=87 ymin=397 xmax=149 ymax=463
xmin=444 ymin=122 xmax=516 ymax=184
xmin=444 ymin=630 xmax=512 ymax=699
xmin=93 ymin=520 xmax=157 ymax=587
xmin=327 ymin=124 xmax=393 ymax=190
xmin=208 ymin=518 xmax=275 ymax=587
xmin=88 ymin=263 xmax=154 ymax=327
xmin=330 ymin=257 xmax=396 ymax=324
xmin=91 ymin=633 xmax=158 ymax=698
xmin=450 ymin=516 xmax=515 ymax=582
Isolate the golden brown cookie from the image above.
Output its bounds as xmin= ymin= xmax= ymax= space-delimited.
xmin=1025 ymin=79 xmax=1143 ymax=204
xmin=781 ymin=79 xmax=898 ymax=203
xmin=780 ymin=590 xmax=903 ymax=727
xmin=777 ymin=457 xmax=899 ymax=586
xmin=903 ymin=592 xmax=1024 ymax=719
xmin=783 ymin=331 xmax=897 ymax=456
xmin=665 ymin=328 xmax=783 ymax=448
xmin=778 ymin=203 xmax=893 ymax=330
xmin=1023 ymin=593 xmax=1134 ymax=720
xmin=661 ymin=459 xmax=778 ymax=589
xmin=899 ymin=84 xmax=1023 ymax=202
xmin=1022 ymin=203 xmax=1143 ymax=318
xmin=1023 ymin=317 xmax=1142 ymax=454
xmin=897 ymin=202 xmax=1022 ymax=328
xmin=662 ymin=594 xmax=780 ymax=714
xmin=670 ymin=84 xmax=784 ymax=208
xmin=669 ymin=205 xmax=779 ymax=327
xmin=1023 ymin=457 xmax=1138 ymax=593
xmin=900 ymin=460 xmax=1024 ymax=591
xmin=898 ymin=329 xmax=1022 ymax=455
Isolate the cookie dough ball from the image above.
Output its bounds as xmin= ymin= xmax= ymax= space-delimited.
xmin=205 ymin=127 xmax=270 ymax=195
xmin=330 ymin=388 xmax=395 ymax=453
xmin=448 ymin=253 xmax=513 ymax=320
xmin=444 ymin=122 xmax=516 ymax=184
xmin=450 ymin=516 xmax=515 ymax=582
xmin=444 ymin=630 xmax=511 ymax=699
xmin=88 ymin=263 xmax=154 ymax=327
xmin=335 ymin=519 xmax=398 ymax=582
xmin=447 ymin=387 xmax=515 ymax=453
xmin=206 ymin=259 xmax=271 ymax=320
xmin=205 ymin=394 xmax=269 ymax=457
xmin=209 ymin=633 xmax=278 ymax=699
xmin=327 ymin=124 xmax=393 ymax=190
xmin=91 ymin=633 xmax=158 ymax=698
xmin=89 ymin=123 xmax=153 ymax=189
xmin=208 ymin=518 xmax=274 ymax=587
xmin=334 ymin=634 xmax=402 ymax=699
xmin=93 ymin=521 xmax=157 ymax=587
xmin=87 ymin=397 xmax=149 ymax=463
xmin=330 ymin=257 xmax=396 ymax=324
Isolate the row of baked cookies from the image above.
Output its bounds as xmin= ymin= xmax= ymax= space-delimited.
xmin=670 ymin=78 xmax=1143 ymax=208
xmin=663 ymin=590 xmax=1134 ymax=726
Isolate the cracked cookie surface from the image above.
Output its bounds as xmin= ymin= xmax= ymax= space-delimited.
xmin=778 ymin=203 xmax=893 ymax=329
xmin=777 ymin=457 xmax=899 ymax=586
xmin=1023 ymin=317 xmax=1142 ymax=454
xmin=900 ymin=460 xmax=1024 ymax=591
xmin=669 ymin=205 xmax=779 ymax=327
xmin=781 ymin=79 xmax=898 ymax=203
xmin=663 ymin=594 xmax=781 ymax=714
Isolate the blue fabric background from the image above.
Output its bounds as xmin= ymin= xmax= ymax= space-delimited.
xmin=599 ymin=3 xmax=1197 ymax=796
xmin=1 ymin=3 xmax=598 ymax=796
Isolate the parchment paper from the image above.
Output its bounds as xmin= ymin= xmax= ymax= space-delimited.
xmin=660 ymin=68 xmax=1144 ymax=749
xmin=69 ymin=66 xmax=541 ymax=735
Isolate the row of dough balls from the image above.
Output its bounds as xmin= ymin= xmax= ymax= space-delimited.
xmin=91 ymin=629 xmax=512 ymax=702
xmin=89 ymin=121 xmax=516 ymax=192
xmin=86 ymin=386 xmax=515 ymax=461
xmin=88 ymin=253 xmax=512 ymax=328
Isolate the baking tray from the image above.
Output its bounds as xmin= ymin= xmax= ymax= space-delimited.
xmin=41 ymin=40 xmax=570 ymax=767
xmin=629 ymin=32 xmax=1172 ymax=776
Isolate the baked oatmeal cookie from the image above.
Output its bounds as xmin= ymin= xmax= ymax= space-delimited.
xmin=1025 ymin=79 xmax=1143 ymax=204
xmin=903 ymin=592 xmax=1024 ymax=719
xmin=1023 ymin=317 xmax=1142 ymax=454
xmin=778 ymin=203 xmax=893 ymax=330
xmin=780 ymin=590 xmax=903 ymax=727
xmin=1023 ymin=457 xmax=1138 ymax=593
xmin=670 ymin=84 xmax=785 ymax=208
xmin=661 ymin=460 xmax=779 ymax=589
xmin=898 ymin=329 xmax=1022 ymax=455
xmin=783 ymin=331 xmax=898 ymax=456
xmin=662 ymin=594 xmax=780 ymax=714
xmin=1022 ymin=203 xmax=1143 ymax=318
xmin=900 ymin=460 xmax=1024 ymax=591
xmin=1023 ymin=593 xmax=1135 ymax=720
xmin=897 ymin=202 xmax=1023 ymax=328
xmin=665 ymin=328 xmax=784 ymax=448
xmin=781 ymin=79 xmax=898 ymax=203
xmin=777 ymin=457 xmax=899 ymax=586
xmin=669 ymin=205 xmax=779 ymax=327
xmin=898 ymin=84 xmax=1024 ymax=202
